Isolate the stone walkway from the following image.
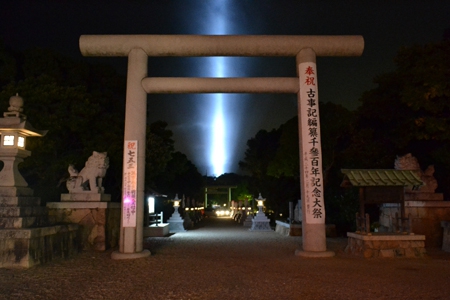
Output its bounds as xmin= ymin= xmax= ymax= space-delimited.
xmin=1 ymin=217 xmax=450 ymax=299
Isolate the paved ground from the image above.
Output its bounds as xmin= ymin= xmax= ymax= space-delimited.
xmin=1 ymin=217 xmax=450 ymax=300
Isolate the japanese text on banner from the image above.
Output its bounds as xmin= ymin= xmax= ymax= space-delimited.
xmin=122 ymin=140 xmax=138 ymax=227
xmin=299 ymin=63 xmax=325 ymax=224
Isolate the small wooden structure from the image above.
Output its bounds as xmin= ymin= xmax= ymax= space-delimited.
xmin=341 ymin=169 xmax=423 ymax=234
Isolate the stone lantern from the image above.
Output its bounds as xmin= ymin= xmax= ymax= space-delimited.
xmin=0 ymin=95 xmax=79 ymax=269
xmin=250 ymin=193 xmax=272 ymax=231
xmin=167 ymin=194 xmax=186 ymax=233
xmin=0 ymin=94 xmax=47 ymax=187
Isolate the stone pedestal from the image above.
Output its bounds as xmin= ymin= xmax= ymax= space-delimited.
xmin=250 ymin=212 xmax=272 ymax=231
xmin=441 ymin=221 xmax=450 ymax=252
xmin=0 ymin=187 xmax=79 ymax=268
xmin=345 ymin=232 xmax=426 ymax=258
xmin=243 ymin=213 xmax=253 ymax=227
xmin=167 ymin=209 xmax=185 ymax=233
xmin=47 ymin=194 xmax=120 ymax=251
xmin=183 ymin=211 xmax=193 ymax=229
xmin=143 ymin=223 xmax=170 ymax=237
xmin=61 ymin=193 xmax=111 ymax=202
xmin=275 ymin=220 xmax=291 ymax=236
xmin=234 ymin=211 xmax=242 ymax=222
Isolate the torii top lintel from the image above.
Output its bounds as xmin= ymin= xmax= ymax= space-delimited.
xmin=79 ymin=35 xmax=364 ymax=57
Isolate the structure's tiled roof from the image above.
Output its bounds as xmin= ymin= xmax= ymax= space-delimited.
xmin=341 ymin=169 xmax=423 ymax=187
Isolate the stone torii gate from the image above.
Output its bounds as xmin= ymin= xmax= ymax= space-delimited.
xmin=79 ymin=35 xmax=364 ymax=259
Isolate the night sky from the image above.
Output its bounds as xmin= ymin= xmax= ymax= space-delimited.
xmin=1 ymin=1 xmax=449 ymax=175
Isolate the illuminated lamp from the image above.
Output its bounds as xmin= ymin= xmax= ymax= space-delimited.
xmin=256 ymin=193 xmax=266 ymax=213
xmin=0 ymin=94 xmax=47 ymax=187
xmin=172 ymin=194 xmax=181 ymax=208
xmin=147 ymin=196 xmax=155 ymax=214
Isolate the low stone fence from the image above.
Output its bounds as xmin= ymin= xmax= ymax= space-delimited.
xmin=345 ymin=232 xmax=426 ymax=258
xmin=0 ymin=224 xmax=79 ymax=268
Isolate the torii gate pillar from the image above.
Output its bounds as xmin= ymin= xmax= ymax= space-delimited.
xmin=295 ymin=48 xmax=334 ymax=257
xmin=111 ymin=48 xmax=150 ymax=259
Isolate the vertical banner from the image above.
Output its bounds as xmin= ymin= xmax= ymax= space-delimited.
xmin=299 ymin=62 xmax=325 ymax=224
xmin=122 ymin=140 xmax=138 ymax=227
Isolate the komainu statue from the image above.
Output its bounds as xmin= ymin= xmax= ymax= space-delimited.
xmin=66 ymin=151 xmax=109 ymax=193
xmin=394 ymin=153 xmax=438 ymax=193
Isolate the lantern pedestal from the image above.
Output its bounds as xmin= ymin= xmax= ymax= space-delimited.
xmin=167 ymin=195 xmax=186 ymax=233
xmin=250 ymin=194 xmax=272 ymax=231
xmin=0 ymin=187 xmax=79 ymax=268
xmin=167 ymin=208 xmax=185 ymax=233
xmin=183 ymin=210 xmax=193 ymax=229
xmin=250 ymin=211 xmax=272 ymax=231
xmin=243 ymin=211 xmax=253 ymax=227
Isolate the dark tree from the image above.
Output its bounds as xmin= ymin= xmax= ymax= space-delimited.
xmin=345 ymin=40 xmax=450 ymax=196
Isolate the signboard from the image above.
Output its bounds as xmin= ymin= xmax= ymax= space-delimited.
xmin=299 ymin=62 xmax=325 ymax=224
xmin=122 ymin=140 xmax=138 ymax=227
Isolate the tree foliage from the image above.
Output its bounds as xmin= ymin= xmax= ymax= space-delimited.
xmin=0 ymin=43 xmax=203 ymax=203
xmin=0 ymin=46 xmax=127 ymax=201
xmin=344 ymin=40 xmax=450 ymax=195
xmin=239 ymin=101 xmax=355 ymax=224
xmin=239 ymin=128 xmax=281 ymax=180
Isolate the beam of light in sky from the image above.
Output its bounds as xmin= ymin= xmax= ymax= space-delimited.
xmin=211 ymin=95 xmax=226 ymax=176
xmin=204 ymin=1 xmax=231 ymax=177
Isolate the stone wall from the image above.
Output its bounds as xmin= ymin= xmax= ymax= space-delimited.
xmin=380 ymin=201 xmax=450 ymax=247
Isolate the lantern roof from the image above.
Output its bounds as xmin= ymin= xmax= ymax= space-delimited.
xmin=0 ymin=117 xmax=47 ymax=137
xmin=255 ymin=193 xmax=266 ymax=201
xmin=341 ymin=169 xmax=423 ymax=188
xmin=0 ymin=94 xmax=47 ymax=137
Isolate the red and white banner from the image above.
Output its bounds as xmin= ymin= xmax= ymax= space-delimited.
xmin=122 ymin=140 xmax=138 ymax=227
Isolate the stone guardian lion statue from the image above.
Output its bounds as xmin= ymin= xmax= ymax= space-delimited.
xmin=394 ymin=153 xmax=438 ymax=193
xmin=66 ymin=151 xmax=109 ymax=193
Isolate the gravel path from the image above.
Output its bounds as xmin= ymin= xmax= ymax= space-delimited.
xmin=1 ymin=217 xmax=450 ymax=300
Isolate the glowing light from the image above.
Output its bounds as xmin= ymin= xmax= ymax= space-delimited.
xmin=147 ymin=197 xmax=155 ymax=214
xmin=211 ymin=95 xmax=226 ymax=176
xmin=3 ymin=135 xmax=14 ymax=146
xmin=18 ymin=136 xmax=25 ymax=148
xmin=203 ymin=1 xmax=233 ymax=177
xmin=124 ymin=197 xmax=132 ymax=204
